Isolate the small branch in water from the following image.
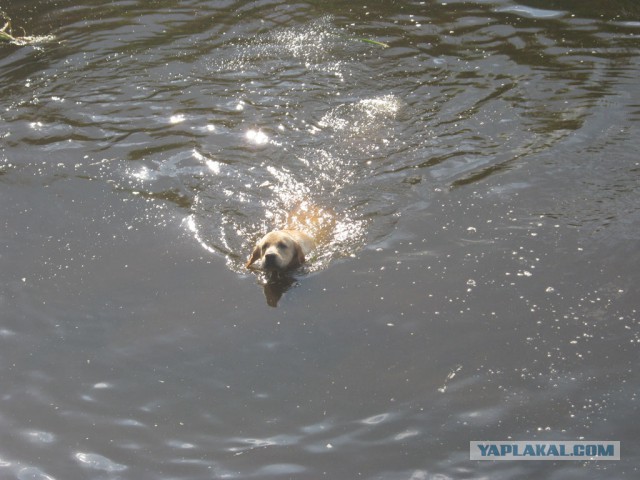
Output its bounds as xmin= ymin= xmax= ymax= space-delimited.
xmin=0 ymin=18 xmax=15 ymax=42
xmin=334 ymin=30 xmax=389 ymax=49
xmin=354 ymin=37 xmax=390 ymax=48
xmin=0 ymin=12 xmax=54 ymax=45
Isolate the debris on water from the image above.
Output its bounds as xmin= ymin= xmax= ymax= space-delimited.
xmin=1 ymin=12 xmax=55 ymax=46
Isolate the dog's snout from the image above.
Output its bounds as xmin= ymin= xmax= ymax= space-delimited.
xmin=264 ymin=253 xmax=278 ymax=267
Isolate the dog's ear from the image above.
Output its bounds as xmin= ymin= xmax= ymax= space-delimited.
xmin=291 ymin=243 xmax=305 ymax=269
xmin=246 ymin=245 xmax=261 ymax=268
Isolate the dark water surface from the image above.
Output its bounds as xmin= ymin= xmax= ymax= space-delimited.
xmin=1 ymin=0 xmax=639 ymax=478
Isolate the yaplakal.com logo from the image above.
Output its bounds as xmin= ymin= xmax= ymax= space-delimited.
xmin=470 ymin=441 xmax=620 ymax=461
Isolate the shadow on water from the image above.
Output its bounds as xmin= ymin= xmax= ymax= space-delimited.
xmin=259 ymin=271 xmax=299 ymax=308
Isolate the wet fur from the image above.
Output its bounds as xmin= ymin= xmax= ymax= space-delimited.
xmin=246 ymin=203 xmax=334 ymax=272
xmin=245 ymin=229 xmax=315 ymax=271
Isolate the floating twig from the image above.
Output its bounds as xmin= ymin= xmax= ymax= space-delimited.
xmin=0 ymin=12 xmax=55 ymax=46
xmin=333 ymin=30 xmax=389 ymax=49
xmin=354 ymin=37 xmax=390 ymax=48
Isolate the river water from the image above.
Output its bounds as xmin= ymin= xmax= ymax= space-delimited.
xmin=1 ymin=1 xmax=639 ymax=479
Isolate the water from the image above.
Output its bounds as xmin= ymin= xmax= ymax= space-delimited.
xmin=1 ymin=0 xmax=639 ymax=478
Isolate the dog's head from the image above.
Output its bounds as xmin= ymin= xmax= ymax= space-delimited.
xmin=246 ymin=230 xmax=306 ymax=271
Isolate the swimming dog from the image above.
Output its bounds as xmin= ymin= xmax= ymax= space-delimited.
xmin=245 ymin=202 xmax=333 ymax=272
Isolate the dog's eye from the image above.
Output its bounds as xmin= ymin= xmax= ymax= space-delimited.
xmin=277 ymin=241 xmax=287 ymax=249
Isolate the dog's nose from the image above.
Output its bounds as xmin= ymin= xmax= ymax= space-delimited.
xmin=264 ymin=253 xmax=277 ymax=267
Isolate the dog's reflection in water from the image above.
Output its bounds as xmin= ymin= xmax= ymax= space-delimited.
xmin=260 ymin=271 xmax=298 ymax=307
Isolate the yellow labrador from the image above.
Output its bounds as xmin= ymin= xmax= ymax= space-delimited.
xmin=245 ymin=202 xmax=334 ymax=272
xmin=245 ymin=229 xmax=315 ymax=271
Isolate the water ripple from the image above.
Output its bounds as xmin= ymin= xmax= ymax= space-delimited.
xmin=74 ymin=452 xmax=127 ymax=472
